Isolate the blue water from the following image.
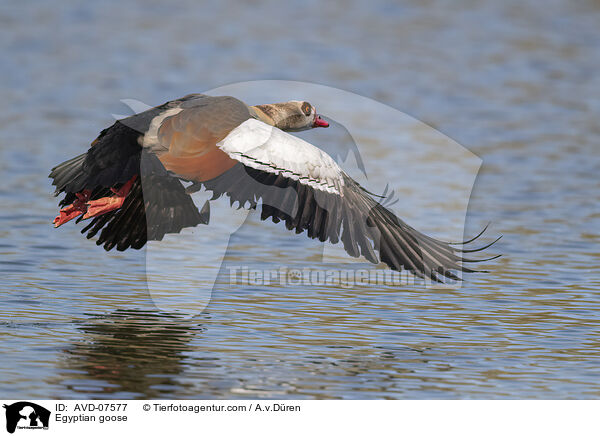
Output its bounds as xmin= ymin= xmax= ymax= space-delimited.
xmin=1 ymin=0 xmax=599 ymax=399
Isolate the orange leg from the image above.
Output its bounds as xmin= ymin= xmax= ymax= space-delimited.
xmin=53 ymin=175 xmax=137 ymax=227
xmin=83 ymin=175 xmax=137 ymax=219
xmin=53 ymin=190 xmax=91 ymax=228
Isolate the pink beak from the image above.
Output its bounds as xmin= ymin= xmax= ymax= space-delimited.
xmin=314 ymin=115 xmax=329 ymax=128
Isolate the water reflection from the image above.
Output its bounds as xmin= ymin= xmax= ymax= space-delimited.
xmin=59 ymin=310 xmax=204 ymax=399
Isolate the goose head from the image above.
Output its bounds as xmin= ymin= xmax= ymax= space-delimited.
xmin=251 ymin=100 xmax=329 ymax=132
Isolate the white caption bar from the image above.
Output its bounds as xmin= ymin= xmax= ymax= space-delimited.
xmin=0 ymin=400 xmax=597 ymax=435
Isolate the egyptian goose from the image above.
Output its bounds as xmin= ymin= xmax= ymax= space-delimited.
xmin=50 ymin=94 xmax=498 ymax=281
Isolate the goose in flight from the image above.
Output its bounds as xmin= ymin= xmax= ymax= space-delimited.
xmin=50 ymin=94 xmax=499 ymax=282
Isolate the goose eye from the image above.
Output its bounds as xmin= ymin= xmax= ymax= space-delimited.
xmin=301 ymin=102 xmax=312 ymax=116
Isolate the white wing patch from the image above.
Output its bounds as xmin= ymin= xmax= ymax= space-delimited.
xmin=141 ymin=107 xmax=183 ymax=152
xmin=216 ymin=119 xmax=345 ymax=195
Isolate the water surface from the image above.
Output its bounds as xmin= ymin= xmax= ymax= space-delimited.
xmin=0 ymin=0 xmax=599 ymax=399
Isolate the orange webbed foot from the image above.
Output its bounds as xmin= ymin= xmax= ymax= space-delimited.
xmin=82 ymin=175 xmax=137 ymax=219
xmin=53 ymin=190 xmax=91 ymax=227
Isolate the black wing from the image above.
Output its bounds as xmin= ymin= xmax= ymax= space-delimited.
xmin=49 ymin=103 xmax=207 ymax=251
xmin=201 ymin=162 xmax=499 ymax=282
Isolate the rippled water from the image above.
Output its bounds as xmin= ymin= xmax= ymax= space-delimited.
xmin=1 ymin=0 xmax=599 ymax=399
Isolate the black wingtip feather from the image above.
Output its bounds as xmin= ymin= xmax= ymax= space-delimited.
xmin=462 ymin=253 xmax=502 ymax=263
xmin=448 ymin=222 xmax=490 ymax=245
xmin=456 ymin=235 xmax=503 ymax=253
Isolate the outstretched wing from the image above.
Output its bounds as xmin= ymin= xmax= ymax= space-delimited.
xmin=197 ymin=119 xmax=497 ymax=281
